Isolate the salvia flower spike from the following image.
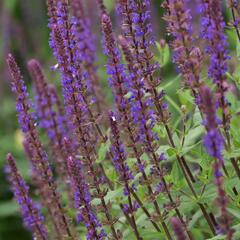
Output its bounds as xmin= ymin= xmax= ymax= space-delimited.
xmin=200 ymin=0 xmax=231 ymax=138
xmin=101 ymin=11 xmax=173 ymax=236
xmin=200 ymin=0 xmax=240 ymax=180
xmin=6 ymin=54 xmax=74 ymax=239
xmin=109 ymin=111 xmax=141 ymax=240
xmin=163 ymin=0 xmax=203 ymax=90
xmin=67 ymin=153 xmax=106 ymax=240
xmin=27 ymin=59 xmax=69 ymax=180
xmin=200 ymin=86 xmax=234 ymax=238
xmin=6 ymin=153 xmax=48 ymax=240
xmin=171 ymin=217 xmax=187 ymax=240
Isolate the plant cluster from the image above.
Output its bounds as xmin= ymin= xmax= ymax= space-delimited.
xmin=4 ymin=0 xmax=240 ymax=239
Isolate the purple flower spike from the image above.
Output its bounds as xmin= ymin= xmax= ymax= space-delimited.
xmin=28 ymin=59 xmax=67 ymax=140
xmin=7 ymin=54 xmax=33 ymax=133
xmin=109 ymin=112 xmax=134 ymax=187
xmin=101 ymin=13 xmax=128 ymax=115
xmin=200 ymin=86 xmax=233 ymax=237
xmin=67 ymin=155 xmax=105 ymax=240
xmin=171 ymin=217 xmax=186 ymax=240
xmin=200 ymin=86 xmax=224 ymax=160
xmin=6 ymin=54 xmax=73 ymax=238
xmin=163 ymin=0 xmax=203 ymax=88
xmin=200 ymin=0 xmax=231 ymax=126
xmin=28 ymin=59 xmax=69 ymax=179
xmin=70 ymin=0 xmax=106 ymax=113
xmin=109 ymin=111 xmax=141 ymax=238
xmin=6 ymin=153 xmax=48 ymax=240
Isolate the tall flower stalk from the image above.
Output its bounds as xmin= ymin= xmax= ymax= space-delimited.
xmin=70 ymin=0 xmax=106 ymax=114
xmin=46 ymin=1 xmax=121 ymax=237
xmin=53 ymin=25 xmax=120 ymax=239
xmin=101 ymin=11 xmax=171 ymax=237
xmin=119 ymin=35 xmax=181 ymax=238
xmin=200 ymin=86 xmax=234 ymax=239
xmin=117 ymin=0 xmax=215 ymax=236
xmin=109 ymin=111 xmax=141 ymax=240
xmin=200 ymin=0 xmax=240 ymax=179
xmin=162 ymin=0 xmax=202 ymax=91
xmin=118 ymin=0 xmax=197 ymax=188
xmin=200 ymin=0 xmax=230 ymax=141
xmin=66 ymin=148 xmax=105 ymax=240
xmin=163 ymin=0 xmax=240 ymax=198
xmin=119 ymin=35 xmax=192 ymax=239
xmin=6 ymin=54 xmax=74 ymax=239
xmin=6 ymin=153 xmax=48 ymax=240
xmin=27 ymin=59 xmax=69 ymax=180
xmin=48 ymin=0 xmax=106 ymax=142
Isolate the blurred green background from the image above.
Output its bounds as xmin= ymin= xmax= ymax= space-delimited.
xmin=0 ymin=1 xmax=49 ymax=239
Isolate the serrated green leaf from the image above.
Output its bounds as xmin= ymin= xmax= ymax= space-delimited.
xmin=223 ymin=148 xmax=240 ymax=159
xmin=161 ymin=75 xmax=181 ymax=90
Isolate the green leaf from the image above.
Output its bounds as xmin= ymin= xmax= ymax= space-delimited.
xmin=227 ymin=207 xmax=240 ymax=219
xmin=180 ymin=141 xmax=201 ymax=156
xmin=199 ymin=184 xmax=216 ymax=203
xmin=161 ymin=75 xmax=181 ymax=90
xmin=156 ymin=41 xmax=170 ymax=67
xmin=171 ymin=161 xmax=183 ymax=182
xmin=96 ymin=141 xmax=110 ymax=163
xmin=178 ymin=89 xmax=194 ymax=110
xmin=223 ymin=148 xmax=240 ymax=159
xmin=192 ymin=108 xmax=202 ymax=126
xmin=232 ymin=223 xmax=240 ymax=239
xmin=207 ymin=235 xmax=225 ymax=240
xmin=191 ymin=227 xmax=205 ymax=239
xmin=138 ymin=230 xmax=165 ymax=240
xmin=153 ymin=123 xmax=166 ymax=138
xmin=105 ymin=188 xmax=123 ymax=203
xmin=237 ymin=38 xmax=240 ymax=61
xmin=165 ymin=95 xmax=182 ymax=115
xmin=104 ymin=0 xmax=115 ymax=11
xmin=184 ymin=125 xmax=204 ymax=147
xmin=166 ymin=147 xmax=178 ymax=157
xmin=105 ymin=166 xmax=118 ymax=182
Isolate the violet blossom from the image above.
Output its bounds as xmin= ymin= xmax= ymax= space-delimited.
xmin=6 ymin=54 xmax=73 ymax=238
xmin=6 ymin=153 xmax=48 ymax=240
